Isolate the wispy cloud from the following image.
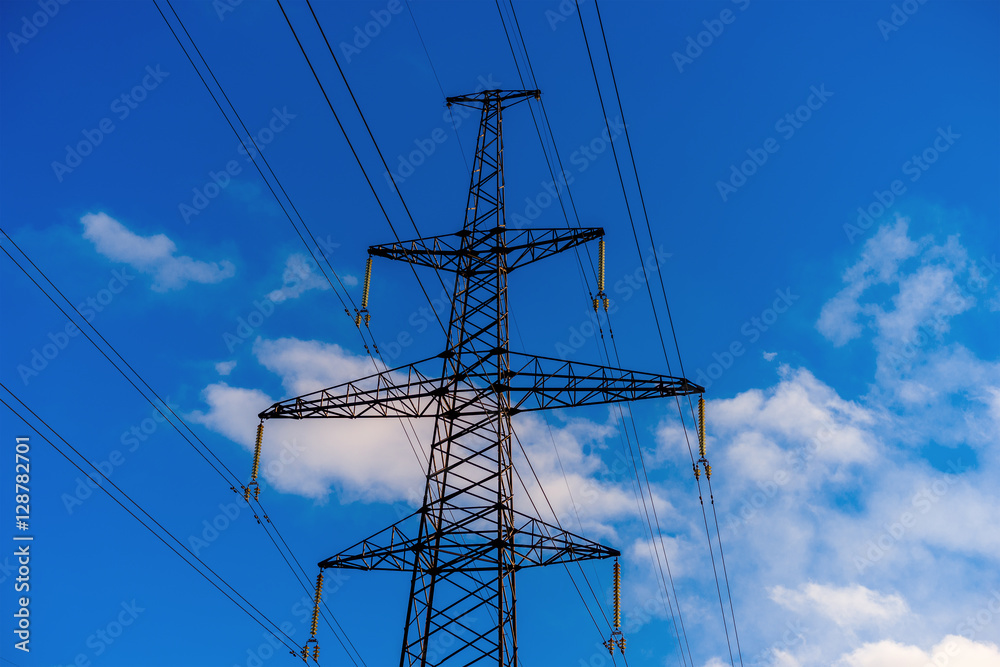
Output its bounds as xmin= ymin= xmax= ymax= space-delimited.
xmin=215 ymin=360 xmax=236 ymax=376
xmin=816 ymin=217 xmax=921 ymax=346
xmin=267 ymin=253 xmax=332 ymax=303
xmin=81 ymin=212 xmax=235 ymax=291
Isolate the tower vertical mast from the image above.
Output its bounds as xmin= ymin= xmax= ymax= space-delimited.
xmin=257 ymin=89 xmax=704 ymax=667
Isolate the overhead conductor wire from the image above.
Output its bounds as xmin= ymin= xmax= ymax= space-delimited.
xmin=576 ymin=1 xmax=744 ymax=664
xmin=0 ymin=383 xmax=303 ymax=658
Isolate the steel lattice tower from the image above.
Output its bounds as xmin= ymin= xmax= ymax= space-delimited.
xmin=258 ymin=89 xmax=703 ymax=667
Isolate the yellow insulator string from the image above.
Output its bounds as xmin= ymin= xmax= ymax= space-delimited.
xmin=354 ymin=255 xmax=373 ymax=327
xmin=612 ymin=558 xmax=621 ymax=629
xmin=302 ymin=570 xmax=323 ymax=661
xmin=598 ymin=239 xmax=606 ymax=293
xmin=244 ymin=422 xmax=264 ymax=501
xmin=698 ymin=396 xmax=706 ymax=458
xmin=594 ymin=238 xmax=609 ymax=313
xmin=605 ymin=557 xmax=625 ymax=654
xmin=251 ymin=422 xmax=263 ymax=481
xmin=310 ymin=571 xmax=324 ymax=636
xmin=696 ymin=395 xmax=713 ymax=480
xmin=361 ymin=256 xmax=372 ymax=310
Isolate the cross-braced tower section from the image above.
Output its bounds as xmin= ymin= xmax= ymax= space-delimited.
xmin=258 ymin=89 xmax=703 ymax=667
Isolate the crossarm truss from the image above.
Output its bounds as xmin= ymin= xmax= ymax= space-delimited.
xmin=257 ymin=352 xmax=704 ymax=420
xmin=368 ymin=227 xmax=604 ymax=275
xmin=319 ymin=510 xmax=619 ymax=572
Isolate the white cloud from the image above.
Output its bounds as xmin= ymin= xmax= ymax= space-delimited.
xmin=817 ymin=218 xmax=980 ymax=354
xmin=834 ymin=636 xmax=1000 ymax=667
xmin=711 ymin=365 xmax=877 ymax=472
xmin=215 ymin=360 xmax=236 ymax=376
xmin=183 ymin=206 xmax=1000 ymax=666
xmin=763 ymin=351 xmax=777 ymax=361
xmin=769 ymin=582 xmax=908 ymax=628
xmin=192 ymin=337 xmax=643 ymax=525
xmin=267 ymin=253 xmax=331 ymax=303
xmin=817 ymin=218 xmax=920 ymax=346
xmin=190 ymin=338 xmax=429 ymax=503
xmin=81 ymin=212 xmax=235 ymax=291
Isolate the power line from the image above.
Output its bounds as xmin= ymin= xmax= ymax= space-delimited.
xmin=588 ymin=10 xmax=743 ymax=659
xmin=0 ymin=384 xmax=304 ymax=659
xmin=492 ymin=5 xmax=684 ymax=660
xmin=403 ymin=0 xmax=470 ymax=174
xmin=0 ymin=230 xmax=366 ymax=665
xmin=154 ymin=0 xmax=355 ymax=319
xmin=273 ymin=0 xmax=447 ymax=336
xmin=575 ymin=2 xmax=744 ymax=664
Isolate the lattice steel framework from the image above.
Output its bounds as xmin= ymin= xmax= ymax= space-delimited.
xmin=258 ymin=89 xmax=703 ymax=667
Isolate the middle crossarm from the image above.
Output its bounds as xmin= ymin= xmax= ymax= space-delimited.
xmin=258 ymin=353 xmax=702 ymax=420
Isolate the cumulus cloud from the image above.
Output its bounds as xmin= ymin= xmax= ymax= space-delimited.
xmin=702 ymin=365 xmax=877 ymax=478
xmin=769 ymin=582 xmax=908 ymax=628
xmin=834 ymin=636 xmax=1000 ymax=667
xmin=192 ymin=337 xmax=642 ymax=526
xmin=190 ymin=338 xmax=430 ymax=503
xmin=81 ymin=212 xmax=235 ymax=291
xmin=184 ymin=207 xmax=999 ymax=666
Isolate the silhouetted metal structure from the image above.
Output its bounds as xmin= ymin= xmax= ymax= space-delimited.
xmin=259 ymin=89 xmax=703 ymax=667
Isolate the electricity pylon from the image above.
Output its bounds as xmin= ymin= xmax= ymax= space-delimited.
xmin=258 ymin=89 xmax=703 ymax=667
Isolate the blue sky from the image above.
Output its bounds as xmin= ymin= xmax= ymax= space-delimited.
xmin=1 ymin=0 xmax=998 ymax=666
